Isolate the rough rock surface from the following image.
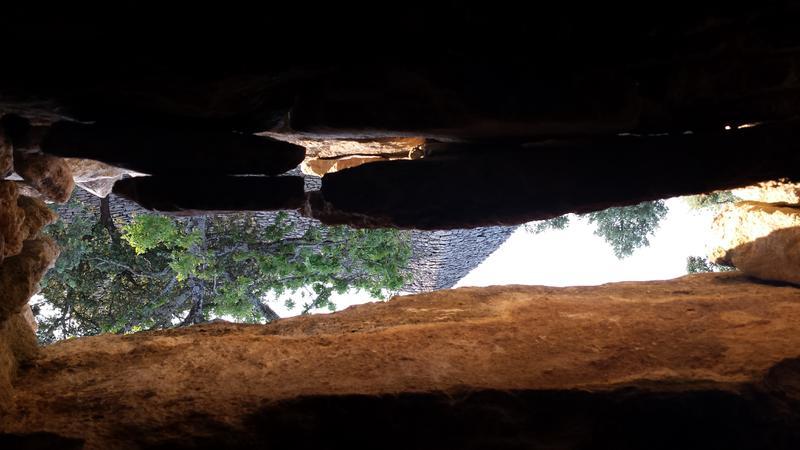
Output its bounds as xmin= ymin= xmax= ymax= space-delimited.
xmin=64 ymin=158 xmax=141 ymax=198
xmin=12 ymin=151 xmax=74 ymax=203
xmin=0 ymin=311 xmax=38 ymax=407
xmin=16 ymin=195 xmax=58 ymax=242
xmin=710 ymin=201 xmax=800 ymax=284
xmin=0 ymin=182 xmax=59 ymax=261
xmin=265 ymin=135 xmax=425 ymax=160
xmin=0 ymin=182 xmax=25 ymax=260
xmin=732 ymin=179 xmax=800 ymax=204
xmin=0 ymin=127 xmax=11 ymax=177
xmin=0 ymin=237 xmax=60 ymax=325
xmin=302 ymin=155 xmax=387 ymax=177
xmin=404 ymin=226 xmax=517 ymax=293
xmin=2 ymin=274 xmax=800 ymax=449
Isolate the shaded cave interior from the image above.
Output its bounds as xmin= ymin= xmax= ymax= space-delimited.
xmin=3 ymin=4 xmax=800 ymax=448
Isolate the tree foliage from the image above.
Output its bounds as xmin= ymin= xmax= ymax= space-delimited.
xmin=586 ymin=200 xmax=669 ymax=259
xmin=685 ymin=190 xmax=738 ymax=210
xmin=38 ymin=201 xmax=412 ymax=344
xmin=523 ymin=215 xmax=571 ymax=235
xmin=686 ymin=256 xmax=736 ymax=274
xmin=523 ymin=201 xmax=669 ymax=259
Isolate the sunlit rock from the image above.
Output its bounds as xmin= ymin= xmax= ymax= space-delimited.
xmin=3 ymin=274 xmax=800 ymax=448
xmin=709 ymin=201 xmax=800 ymax=284
xmin=732 ymin=179 xmax=800 ymax=205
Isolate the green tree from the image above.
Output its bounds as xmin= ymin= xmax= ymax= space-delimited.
xmin=686 ymin=256 xmax=735 ymax=274
xmin=38 ymin=204 xmax=412 ymax=343
xmin=37 ymin=199 xmax=174 ymax=343
xmin=685 ymin=190 xmax=738 ymax=210
xmin=586 ymin=200 xmax=669 ymax=259
xmin=523 ymin=215 xmax=571 ymax=234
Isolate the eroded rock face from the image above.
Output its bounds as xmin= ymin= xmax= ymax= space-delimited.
xmin=17 ymin=196 xmax=58 ymax=242
xmin=732 ymin=179 xmax=800 ymax=204
xmin=710 ymin=201 xmax=800 ymax=284
xmin=0 ymin=237 xmax=59 ymax=325
xmin=65 ymin=158 xmax=141 ymax=198
xmin=0 ymin=311 xmax=39 ymax=407
xmin=0 ymin=182 xmax=25 ymax=260
xmin=0 ymin=182 xmax=59 ymax=261
xmin=0 ymin=127 xmax=12 ymax=178
xmin=2 ymin=274 xmax=800 ymax=449
xmin=12 ymin=150 xmax=74 ymax=203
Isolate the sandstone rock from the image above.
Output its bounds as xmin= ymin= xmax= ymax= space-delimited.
xmin=709 ymin=201 xmax=800 ymax=284
xmin=732 ymin=179 xmax=800 ymax=204
xmin=0 ymin=127 xmax=12 ymax=178
xmin=0 ymin=181 xmax=25 ymax=260
xmin=42 ymin=121 xmax=306 ymax=176
xmin=112 ymin=175 xmax=306 ymax=215
xmin=0 ymin=237 xmax=60 ymax=325
xmin=2 ymin=274 xmax=800 ymax=449
xmin=12 ymin=151 xmax=74 ymax=203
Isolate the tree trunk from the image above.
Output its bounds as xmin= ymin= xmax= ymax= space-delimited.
xmin=99 ymin=196 xmax=120 ymax=244
xmin=251 ymin=297 xmax=280 ymax=322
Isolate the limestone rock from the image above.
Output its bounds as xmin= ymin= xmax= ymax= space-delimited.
xmin=732 ymin=179 xmax=800 ymax=204
xmin=0 ymin=237 xmax=60 ymax=325
xmin=0 ymin=126 xmax=12 ymax=178
xmin=3 ymin=274 xmax=800 ymax=448
xmin=709 ymin=201 xmax=800 ymax=284
xmin=13 ymin=151 xmax=74 ymax=203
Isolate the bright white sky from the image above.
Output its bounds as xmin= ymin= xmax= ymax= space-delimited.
xmin=273 ymin=196 xmax=716 ymax=318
